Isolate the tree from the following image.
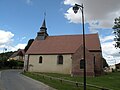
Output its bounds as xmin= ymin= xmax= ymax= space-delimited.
xmin=113 ymin=16 xmax=120 ymax=48
xmin=0 ymin=51 xmax=14 ymax=60
xmin=24 ymin=39 xmax=34 ymax=52
xmin=102 ymin=58 xmax=108 ymax=68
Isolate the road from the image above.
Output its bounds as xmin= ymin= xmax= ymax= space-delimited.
xmin=0 ymin=70 xmax=55 ymax=90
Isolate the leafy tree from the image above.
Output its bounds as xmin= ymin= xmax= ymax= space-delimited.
xmin=113 ymin=16 xmax=120 ymax=48
xmin=102 ymin=58 xmax=108 ymax=68
xmin=0 ymin=51 xmax=14 ymax=60
xmin=24 ymin=39 xmax=34 ymax=52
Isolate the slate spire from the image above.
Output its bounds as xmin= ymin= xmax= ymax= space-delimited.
xmin=40 ymin=18 xmax=47 ymax=32
xmin=37 ymin=17 xmax=48 ymax=40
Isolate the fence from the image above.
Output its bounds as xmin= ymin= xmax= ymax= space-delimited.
xmin=32 ymin=73 xmax=112 ymax=90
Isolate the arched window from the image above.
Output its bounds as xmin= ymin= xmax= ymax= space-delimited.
xmin=80 ymin=59 xmax=84 ymax=69
xmin=57 ymin=55 xmax=63 ymax=64
xmin=39 ymin=56 xmax=42 ymax=63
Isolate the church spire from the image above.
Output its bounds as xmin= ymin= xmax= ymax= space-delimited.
xmin=40 ymin=12 xmax=46 ymax=30
xmin=40 ymin=18 xmax=47 ymax=32
xmin=37 ymin=16 xmax=48 ymax=40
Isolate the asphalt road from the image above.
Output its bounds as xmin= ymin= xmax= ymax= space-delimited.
xmin=0 ymin=70 xmax=55 ymax=90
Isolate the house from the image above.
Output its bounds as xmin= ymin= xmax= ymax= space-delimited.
xmin=9 ymin=49 xmax=25 ymax=61
xmin=115 ymin=63 xmax=120 ymax=71
xmin=24 ymin=19 xmax=103 ymax=76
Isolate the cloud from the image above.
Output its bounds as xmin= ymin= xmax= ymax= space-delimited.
xmin=0 ymin=43 xmax=27 ymax=53
xmin=100 ymin=35 xmax=114 ymax=43
xmin=100 ymin=35 xmax=120 ymax=65
xmin=0 ymin=30 xmax=14 ymax=46
xmin=64 ymin=7 xmax=81 ymax=23
xmin=0 ymin=30 xmax=26 ymax=53
xmin=64 ymin=0 xmax=120 ymax=32
xmin=8 ymin=43 xmax=27 ymax=51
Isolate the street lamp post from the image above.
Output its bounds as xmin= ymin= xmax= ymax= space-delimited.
xmin=73 ymin=4 xmax=86 ymax=90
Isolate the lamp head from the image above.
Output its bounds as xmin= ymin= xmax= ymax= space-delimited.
xmin=73 ymin=4 xmax=79 ymax=14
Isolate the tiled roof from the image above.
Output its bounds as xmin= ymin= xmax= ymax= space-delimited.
xmin=26 ymin=33 xmax=101 ymax=54
xmin=10 ymin=49 xmax=25 ymax=58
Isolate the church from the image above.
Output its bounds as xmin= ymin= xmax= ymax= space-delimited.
xmin=24 ymin=19 xmax=103 ymax=76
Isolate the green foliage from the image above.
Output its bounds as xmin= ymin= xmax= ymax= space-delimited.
xmin=23 ymin=72 xmax=120 ymax=90
xmin=0 ymin=51 xmax=24 ymax=69
xmin=0 ymin=59 xmax=24 ymax=69
xmin=0 ymin=51 xmax=14 ymax=59
xmin=17 ymin=61 xmax=24 ymax=67
xmin=113 ymin=16 xmax=120 ymax=48
xmin=8 ymin=60 xmax=24 ymax=69
xmin=102 ymin=58 xmax=108 ymax=68
xmin=9 ymin=60 xmax=18 ymax=68
xmin=24 ymin=39 xmax=34 ymax=52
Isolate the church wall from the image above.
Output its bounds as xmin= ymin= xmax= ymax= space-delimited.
xmin=72 ymin=46 xmax=95 ymax=77
xmin=28 ymin=54 xmax=72 ymax=74
xmin=90 ymin=51 xmax=103 ymax=76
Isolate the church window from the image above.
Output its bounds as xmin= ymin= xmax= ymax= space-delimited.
xmin=39 ymin=56 xmax=42 ymax=63
xmin=57 ymin=55 xmax=63 ymax=64
xmin=80 ymin=59 xmax=84 ymax=69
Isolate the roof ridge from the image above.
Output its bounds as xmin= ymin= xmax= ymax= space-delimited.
xmin=48 ymin=33 xmax=98 ymax=37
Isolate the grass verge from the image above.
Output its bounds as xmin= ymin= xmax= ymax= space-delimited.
xmin=40 ymin=72 xmax=120 ymax=90
xmin=23 ymin=72 xmax=120 ymax=90
xmin=23 ymin=72 xmax=99 ymax=90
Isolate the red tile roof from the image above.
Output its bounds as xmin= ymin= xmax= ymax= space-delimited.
xmin=26 ymin=33 xmax=101 ymax=54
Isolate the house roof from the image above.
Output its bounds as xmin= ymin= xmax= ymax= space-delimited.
xmin=26 ymin=33 xmax=101 ymax=55
xmin=10 ymin=49 xmax=25 ymax=58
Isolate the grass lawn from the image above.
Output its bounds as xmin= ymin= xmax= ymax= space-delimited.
xmin=23 ymin=72 xmax=120 ymax=90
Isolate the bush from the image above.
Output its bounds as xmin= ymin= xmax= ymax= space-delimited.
xmin=9 ymin=60 xmax=18 ymax=69
xmin=18 ymin=61 xmax=24 ymax=68
xmin=0 ymin=59 xmax=24 ymax=69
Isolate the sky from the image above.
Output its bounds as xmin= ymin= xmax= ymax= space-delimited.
xmin=0 ymin=0 xmax=120 ymax=65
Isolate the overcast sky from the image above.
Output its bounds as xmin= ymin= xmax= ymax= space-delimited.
xmin=0 ymin=0 xmax=120 ymax=65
